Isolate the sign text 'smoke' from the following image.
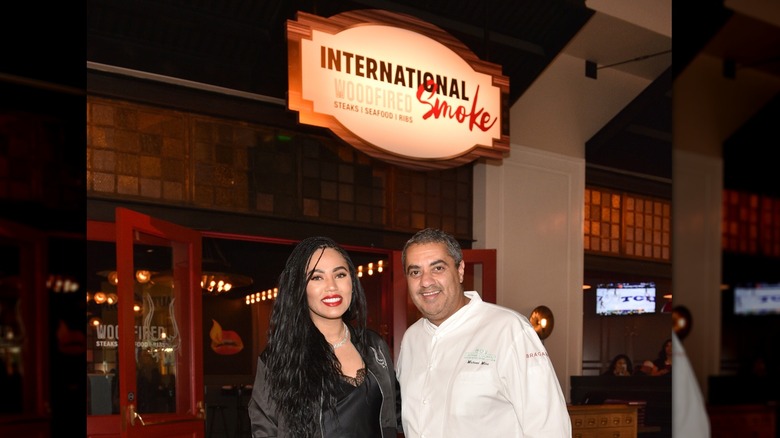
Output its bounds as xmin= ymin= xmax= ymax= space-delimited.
xmin=287 ymin=9 xmax=509 ymax=170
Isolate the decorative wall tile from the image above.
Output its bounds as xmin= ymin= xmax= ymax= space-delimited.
xmin=86 ymin=96 xmax=473 ymax=239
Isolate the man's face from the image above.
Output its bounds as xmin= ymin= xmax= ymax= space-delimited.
xmin=404 ymin=241 xmax=466 ymax=326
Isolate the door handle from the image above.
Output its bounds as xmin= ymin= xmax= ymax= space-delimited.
xmin=127 ymin=404 xmax=145 ymax=426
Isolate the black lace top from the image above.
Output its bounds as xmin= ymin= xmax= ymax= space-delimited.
xmin=322 ymin=368 xmax=383 ymax=438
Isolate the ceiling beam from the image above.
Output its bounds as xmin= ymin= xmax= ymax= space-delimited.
xmin=349 ymin=0 xmax=547 ymax=56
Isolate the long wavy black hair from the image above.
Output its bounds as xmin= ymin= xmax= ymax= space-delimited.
xmin=260 ymin=236 xmax=369 ymax=437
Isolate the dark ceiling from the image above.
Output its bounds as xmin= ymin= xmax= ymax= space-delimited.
xmin=16 ymin=1 xmax=771 ymax=217
xmin=86 ymin=0 xmax=594 ymax=107
xmin=85 ymin=0 xmax=679 ymax=183
xmin=10 ymin=1 xmax=772 ymax=199
xmin=675 ymin=3 xmax=780 ymax=199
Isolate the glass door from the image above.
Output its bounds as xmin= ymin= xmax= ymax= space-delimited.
xmin=86 ymin=208 xmax=204 ymax=438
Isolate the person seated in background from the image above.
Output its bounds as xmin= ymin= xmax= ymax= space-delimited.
xmin=739 ymin=354 xmax=769 ymax=378
xmin=637 ymin=338 xmax=672 ymax=376
xmin=603 ymin=354 xmax=633 ymax=376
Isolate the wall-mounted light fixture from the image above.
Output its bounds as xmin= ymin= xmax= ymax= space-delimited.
xmin=672 ymin=305 xmax=692 ymax=340
xmin=529 ymin=305 xmax=555 ymax=341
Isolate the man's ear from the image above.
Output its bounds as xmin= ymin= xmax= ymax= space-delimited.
xmin=457 ymin=259 xmax=465 ymax=283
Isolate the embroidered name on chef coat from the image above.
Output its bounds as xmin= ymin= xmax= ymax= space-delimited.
xmin=526 ymin=351 xmax=549 ymax=359
xmin=463 ymin=348 xmax=496 ymax=365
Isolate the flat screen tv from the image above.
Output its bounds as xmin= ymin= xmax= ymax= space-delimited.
xmin=596 ymin=282 xmax=656 ymax=315
xmin=734 ymin=283 xmax=780 ymax=315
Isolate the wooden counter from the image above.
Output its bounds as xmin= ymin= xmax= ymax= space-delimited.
xmin=568 ymin=403 xmax=638 ymax=438
xmin=570 ymin=375 xmax=671 ymax=435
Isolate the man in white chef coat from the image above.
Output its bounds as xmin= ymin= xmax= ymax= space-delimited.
xmin=396 ymin=228 xmax=571 ymax=438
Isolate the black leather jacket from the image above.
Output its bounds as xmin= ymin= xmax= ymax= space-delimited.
xmin=248 ymin=329 xmax=403 ymax=437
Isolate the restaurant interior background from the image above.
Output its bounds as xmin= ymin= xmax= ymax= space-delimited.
xmin=0 ymin=0 xmax=779 ymax=437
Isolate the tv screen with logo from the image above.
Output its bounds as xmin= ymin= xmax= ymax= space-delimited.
xmin=596 ymin=282 xmax=656 ymax=316
xmin=734 ymin=283 xmax=780 ymax=315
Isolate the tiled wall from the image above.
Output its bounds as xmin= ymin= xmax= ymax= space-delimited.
xmin=584 ymin=186 xmax=671 ymax=262
xmin=86 ymin=96 xmax=473 ymax=237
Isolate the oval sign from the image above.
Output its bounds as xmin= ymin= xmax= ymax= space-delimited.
xmin=287 ymin=10 xmax=509 ymax=170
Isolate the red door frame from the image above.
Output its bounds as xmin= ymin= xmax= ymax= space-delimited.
xmin=86 ymin=208 xmax=205 ymax=438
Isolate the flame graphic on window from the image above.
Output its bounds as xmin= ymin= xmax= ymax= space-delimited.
xmin=209 ymin=319 xmax=244 ymax=355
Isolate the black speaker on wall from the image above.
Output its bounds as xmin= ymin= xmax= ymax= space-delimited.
xmin=585 ymin=60 xmax=598 ymax=79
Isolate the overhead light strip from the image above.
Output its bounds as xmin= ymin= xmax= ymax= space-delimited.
xmin=86 ymin=61 xmax=286 ymax=106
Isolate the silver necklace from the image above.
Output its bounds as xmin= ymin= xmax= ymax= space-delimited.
xmin=330 ymin=322 xmax=350 ymax=349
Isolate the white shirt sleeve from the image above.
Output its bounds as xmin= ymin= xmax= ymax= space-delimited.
xmin=503 ymin=317 xmax=571 ymax=437
xmin=672 ymin=332 xmax=711 ymax=437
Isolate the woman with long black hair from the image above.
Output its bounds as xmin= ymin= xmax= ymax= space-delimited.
xmin=248 ymin=236 xmax=402 ymax=437
xmin=602 ymin=353 xmax=634 ymax=376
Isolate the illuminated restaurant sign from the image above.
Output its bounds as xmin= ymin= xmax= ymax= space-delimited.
xmin=287 ymin=10 xmax=510 ymax=170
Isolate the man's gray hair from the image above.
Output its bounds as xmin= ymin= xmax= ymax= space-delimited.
xmin=401 ymin=228 xmax=463 ymax=268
